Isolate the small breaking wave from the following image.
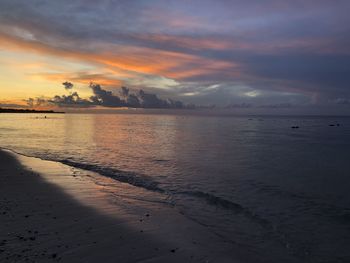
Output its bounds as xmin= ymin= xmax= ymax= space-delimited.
xmin=1 ymin=148 xmax=294 ymax=231
xmin=3 ymin=147 xmax=275 ymax=232
xmin=55 ymin=157 xmax=273 ymax=229
xmin=60 ymin=159 xmax=165 ymax=193
xmin=60 ymin=158 xmax=269 ymax=228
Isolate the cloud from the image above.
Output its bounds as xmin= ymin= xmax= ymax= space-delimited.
xmin=125 ymin=94 xmax=140 ymax=108
xmin=25 ymin=97 xmax=47 ymax=108
xmin=138 ymin=89 xmax=167 ymax=108
xmin=225 ymin=103 xmax=252 ymax=109
xmin=26 ymin=82 xmax=190 ymax=109
xmin=335 ymin=98 xmax=350 ymax=105
xmin=120 ymin=86 xmax=129 ymax=97
xmin=49 ymin=92 xmax=92 ymax=108
xmin=62 ymin=81 xmax=73 ymax=90
xmin=0 ymin=103 xmax=26 ymax=109
xmin=89 ymin=83 xmax=124 ymax=107
xmin=259 ymin=103 xmax=292 ymax=109
xmin=1 ymin=0 xmax=350 ymax=112
xmin=34 ymin=72 xmax=124 ymax=86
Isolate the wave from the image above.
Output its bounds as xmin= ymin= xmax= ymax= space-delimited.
xmin=59 ymin=159 xmax=165 ymax=193
xmin=2 ymin=147 xmax=273 ymax=230
xmin=56 ymin=160 xmax=350 ymax=226
xmin=59 ymin=159 xmax=273 ymax=228
xmin=59 ymin=159 xmax=270 ymax=226
xmin=61 ymin=158 xmax=271 ymax=228
xmin=178 ymin=190 xmax=272 ymax=227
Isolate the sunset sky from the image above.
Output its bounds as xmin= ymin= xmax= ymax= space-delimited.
xmin=1 ymin=0 xmax=350 ymax=112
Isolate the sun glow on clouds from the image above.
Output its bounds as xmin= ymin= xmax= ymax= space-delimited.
xmin=182 ymin=92 xmax=199 ymax=97
xmin=128 ymin=76 xmax=179 ymax=90
xmin=0 ymin=47 xmax=101 ymax=100
xmin=11 ymin=27 xmax=36 ymax=41
xmin=0 ymin=31 xmax=237 ymax=96
xmin=0 ymin=0 xmax=350 ymax=111
xmin=244 ymin=90 xmax=260 ymax=97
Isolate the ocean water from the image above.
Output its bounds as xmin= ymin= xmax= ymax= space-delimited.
xmin=1 ymin=112 xmax=350 ymax=262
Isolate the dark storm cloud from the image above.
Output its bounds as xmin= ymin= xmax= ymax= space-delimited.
xmin=135 ymin=89 xmax=185 ymax=108
xmin=1 ymin=0 xmax=350 ymax=111
xmin=89 ymin=83 xmax=124 ymax=107
xmin=120 ymin=86 xmax=129 ymax=97
xmin=126 ymin=94 xmax=140 ymax=108
xmin=49 ymin=92 xmax=93 ymax=108
xmin=27 ymin=82 xmax=188 ymax=109
xmin=89 ymin=84 xmax=186 ymax=108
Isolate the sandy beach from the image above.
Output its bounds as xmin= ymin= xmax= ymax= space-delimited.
xmin=0 ymin=149 xmax=245 ymax=263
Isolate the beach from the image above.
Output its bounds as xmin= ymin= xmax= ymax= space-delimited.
xmin=0 ymin=149 xmax=242 ymax=263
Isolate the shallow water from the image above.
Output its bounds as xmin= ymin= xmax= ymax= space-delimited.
xmin=1 ymin=112 xmax=350 ymax=262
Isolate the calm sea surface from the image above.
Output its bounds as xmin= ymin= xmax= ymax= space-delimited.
xmin=1 ymin=112 xmax=350 ymax=262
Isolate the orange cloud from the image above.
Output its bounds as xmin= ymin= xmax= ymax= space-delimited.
xmin=34 ymin=72 xmax=123 ymax=87
xmin=0 ymin=32 xmax=239 ymax=83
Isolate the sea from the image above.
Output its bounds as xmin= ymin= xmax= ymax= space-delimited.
xmin=1 ymin=111 xmax=350 ymax=263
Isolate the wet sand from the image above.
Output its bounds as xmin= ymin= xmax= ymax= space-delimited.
xmin=0 ymin=149 xmax=241 ymax=262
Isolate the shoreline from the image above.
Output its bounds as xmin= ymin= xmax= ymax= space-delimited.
xmin=0 ymin=149 xmax=244 ymax=262
xmin=0 ymin=107 xmax=64 ymax=114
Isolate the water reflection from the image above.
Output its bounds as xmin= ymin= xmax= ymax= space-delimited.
xmin=1 ymin=113 xmax=350 ymax=263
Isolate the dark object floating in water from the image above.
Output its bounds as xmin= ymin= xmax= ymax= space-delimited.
xmin=0 ymin=108 xmax=64 ymax=114
xmin=154 ymin=159 xmax=169 ymax=162
xmin=329 ymin=124 xmax=340 ymax=127
xmin=291 ymin=126 xmax=300 ymax=129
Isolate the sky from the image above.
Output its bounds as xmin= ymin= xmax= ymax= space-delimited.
xmin=1 ymin=0 xmax=350 ymax=113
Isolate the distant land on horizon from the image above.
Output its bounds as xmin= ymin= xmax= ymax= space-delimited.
xmin=0 ymin=108 xmax=64 ymax=114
